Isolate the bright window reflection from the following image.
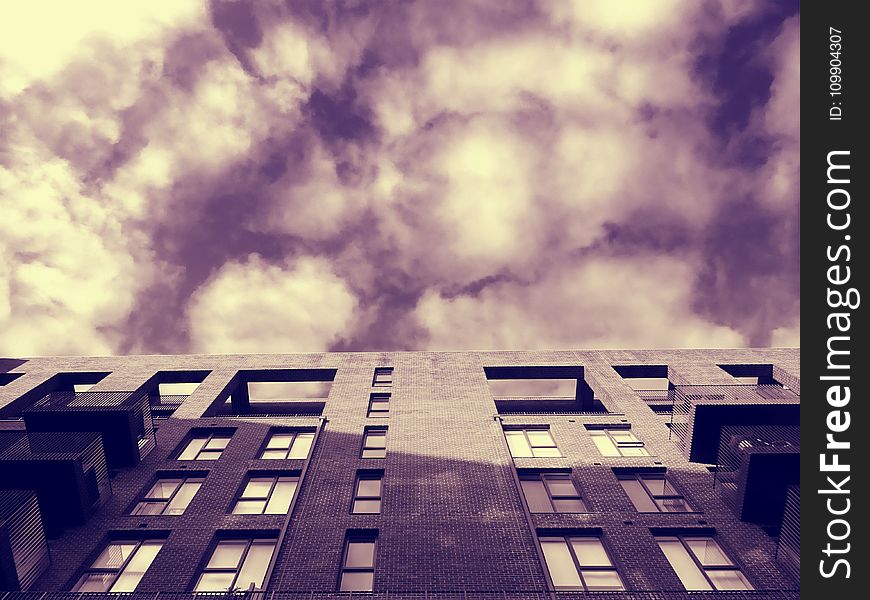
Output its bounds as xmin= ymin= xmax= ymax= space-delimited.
xmin=194 ymin=539 xmax=276 ymax=592
xmin=132 ymin=477 xmax=204 ymax=516
xmin=656 ymin=535 xmax=752 ymax=590
xmin=72 ymin=540 xmax=164 ymax=592
xmin=589 ymin=429 xmax=650 ymax=457
xmin=233 ymin=475 xmax=299 ymax=515
xmin=504 ymin=428 xmax=561 ymax=458
xmin=260 ymin=431 xmax=315 ymax=460
xmin=539 ymin=535 xmax=623 ymax=591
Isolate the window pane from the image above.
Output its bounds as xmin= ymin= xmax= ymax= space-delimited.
xmin=357 ymin=478 xmax=382 ymax=497
xmin=657 ymin=497 xmax=692 ymax=513
xmin=505 ymin=431 xmax=533 ymax=457
xmin=261 ymin=450 xmax=288 ymax=460
xmin=526 ymin=430 xmax=556 ymax=447
xmin=570 ymin=538 xmax=612 ymax=567
xmin=234 ymin=500 xmax=267 ymax=514
xmin=165 ymin=481 xmax=201 ymax=515
xmin=590 ymin=432 xmax=619 ymax=457
xmin=619 ymin=479 xmax=659 ymax=512
xmin=345 ymin=541 xmax=375 ymax=568
xmin=362 ymin=448 xmax=386 ymax=458
xmin=532 ymin=447 xmax=562 ymax=458
xmin=685 ymin=538 xmax=734 ymax=566
xmin=93 ymin=542 xmax=138 ymax=568
xmin=540 ymin=540 xmax=582 ymax=589
xmin=289 ymin=433 xmax=314 ymax=458
xmin=131 ymin=501 xmax=165 ymax=516
xmin=111 ymin=542 xmax=162 ymax=592
xmin=657 ymin=539 xmax=711 ymax=591
xmin=235 ymin=542 xmax=275 ymax=591
xmin=147 ymin=479 xmax=182 ymax=499
xmin=365 ymin=432 xmax=386 ymax=449
xmin=520 ymin=479 xmax=553 ymax=513
xmin=620 ymin=446 xmax=651 ymax=457
xmin=204 ymin=436 xmax=230 ymax=450
xmin=73 ymin=573 xmax=114 ymax=592
xmin=208 ymin=541 xmax=247 ymax=569
xmin=708 ymin=569 xmax=753 ymax=590
xmin=581 ymin=570 xmax=624 ymax=591
xmin=352 ymin=499 xmax=382 ymax=514
xmin=543 ymin=475 xmax=578 ymax=497
xmin=610 ymin=430 xmax=640 ymax=443
xmin=552 ymin=498 xmax=587 ymax=513
xmin=641 ymin=476 xmax=679 ymax=497
xmin=340 ymin=571 xmax=373 ymax=592
xmin=243 ymin=478 xmax=275 ymax=498
xmin=178 ymin=437 xmax=206 ymax=460
xmin=267 ymin=434 xmax=295 ymax=449
xmin=195 ymin=571 xmax=235 ymax=592
xmin=264 ymin=479 xmax=298 ymax=514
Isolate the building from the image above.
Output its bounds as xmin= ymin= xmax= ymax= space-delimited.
xmin=0 ymin=349 xmax=800 ymax=598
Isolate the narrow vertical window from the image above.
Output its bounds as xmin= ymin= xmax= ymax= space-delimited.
xmin=194 ymin=538 xmax=277 ymax=592
xmin=372 ymin=368 xmax=393 ymax=387
xmin=367 ymin=393 xmax=390 ymax=418
xmin=339 ymin=533 xmax=377 ymax=591
xmin=259 ymin=430 xmax=315 ymax=459
xmin=131 ymin=476 xmax=205 ymax=515
xmin=539 ymin=535 xmax=623 ymax=591
xmin=504 ymin=428 xmax=561 ymax=457
xmin=361 ymin=428 xmax=387 ymax=458
xmin=352 ymin=472 xmax=383 ymax=514
xmin=72 ymin=539 xmax=164 ymax=592
xmin=656 ymin=535 xmax=752 ymax=590
xmin=233 ymin=474 xmax=299 ymax=515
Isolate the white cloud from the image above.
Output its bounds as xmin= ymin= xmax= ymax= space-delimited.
xmin=188 ymin=255 xmax=358 ymax=353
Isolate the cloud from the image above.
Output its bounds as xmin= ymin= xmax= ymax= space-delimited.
xmin=188 ymin=255 xmax=358 ymax=353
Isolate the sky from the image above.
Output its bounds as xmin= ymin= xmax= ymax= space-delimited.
xmin=0 ymin=0 xmax=799 ymax=357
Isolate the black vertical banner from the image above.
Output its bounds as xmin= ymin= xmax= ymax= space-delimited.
xmin=802 ymin=1 xmax=868 ymax=597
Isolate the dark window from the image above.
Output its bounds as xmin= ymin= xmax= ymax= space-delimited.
xmin=259 ymin=430 xmax=315 ymax=459
xmin=361 ymin=428 xmax=387 ymax=458
xmin=539 ymin=535 xmax=623 ymax=591
xmin=72 ymin=539 xmax=164 ymax=592
xmin=194 ymin=537 xmax=277 ymax=592
xmin=367 ymin=393 xmax=390 ymax=418
xmin=656 ymin=535 xmax=752 ymax=590
xmin=519 ymin=472 xmax=586 ymax=513
xmin=132 ymin=476 xmax=204 ymax=516
xmin=339 ymin=533 xmax=377 ymax=591
xmin=372 ymin=368 xmax=393 ymax=387
xmin=352 ymin=472 xmax=383 ymax=514
xmin=232 ymin=475 xmax=299 ymax=515
xmin=617 ymin=472 xmax=692 ymax=513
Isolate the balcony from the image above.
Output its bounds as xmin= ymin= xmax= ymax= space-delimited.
xmin=714 ymin=426 xmax=799 ymax=529
xmin=669 ymin=384 xmax=799 ymax=464
xmin=0 ymin=431 xmax=111 ymax=534
xmin=21 ymin=391 xmax=155 ymax=469
xmin=0 ymin=490 xmax=50 ymax=591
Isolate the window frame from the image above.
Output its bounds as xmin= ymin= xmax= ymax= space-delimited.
xmin=232 ymin=473 xmax=300 ymax=515
xmin=367 ymin=393 xmax=390 ymax=418
xmin=258 ymin=429 xmax=316 ymax=460
xmin=538 ymin=534 xmax=624 ymax=591
xmin=131 ymin=475 xmax=205 ymax=516
xmin=504 ymin=427 xmax=562 ymax=458
xmin=351 ymin=471 xmax=384 ymax=514
xmin=372 ymin=368 xmax=393 ymax=387
xmin=519 ymin=472 xmax=587 ymax=513
xmin=194 ymin=537 xmax=277 ymax=592
xmin=656 ymin=534 xmax=753 ymax=591
xmin=176 ymin=430 xmax=233 ymax=461
xmin=617 ymin=472 xmax=692 ymax=513
xmin=339 ymin=533 xmax=378 ymax=592
xmin=588 ymin=428 xmax=650 ymax=457
xmin=72 ymin=538 xmax=164 ymax=592
xmin=361 ymin=428 xmax=388 ymax=459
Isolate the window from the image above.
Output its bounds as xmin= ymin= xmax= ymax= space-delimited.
xmin=339 ymin=533 xmax=377 ymax=591
xmin=177 ymin=430 xmax=233 ymax=460
xmin=519 ymin=472 xmax=586 ymax=513
xmin=233 ymin=474 xmax=299 ymax=515
xmin=131 ymin=476 xmax=204 ymax=515
xmin=194 ymin=537 xmax=277 ymax=592
xmin=656 ymin=535 xmax=753 ymax=590
xmin=259 ymin=430 xmax=315 ymax=459
xmin=352 ymin=472 xmax=383 ymax=514
xmin=361 ymin=428 xmax=387 ymax=458
xmin=539 ymin=535 xmax=623 ymax=591
xmin=617 ymin=472 xmax=692 ymax=513
xmin=367 ymin=393 xmax=390 ymax=418
xmin=72 ymin=539 xmax=164 ymax=592
xmin=372 ymin=368 xmax=393 ymax=387
xmin=504 ymin=428 xmax=561 ymax=458
xmin=588 ymin=428 xmax=649 ymax=457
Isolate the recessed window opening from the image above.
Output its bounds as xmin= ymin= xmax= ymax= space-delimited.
xmin=339 ymin=532 xmax=377 ymax=592
xmin=485 ymin=366 xmax=605 ymax=413
xmin=194 ymin=536 xmax=277 ymax=592
xmin=72 ymin=538 xmax=165 ymax=592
